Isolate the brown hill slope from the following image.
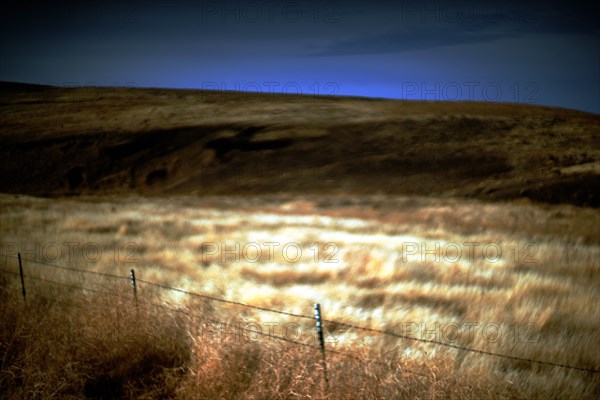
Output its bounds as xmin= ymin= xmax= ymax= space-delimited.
xmin=1 ymin=83 xmax=598 ymax=206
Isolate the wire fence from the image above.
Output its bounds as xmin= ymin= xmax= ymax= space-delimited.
xmin=1 ymin=253 xmax=599 ymax=375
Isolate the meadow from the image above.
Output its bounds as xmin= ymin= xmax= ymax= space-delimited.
xmin=1 ymin=193 xmax=598 ymax=399
xmin=2 ymin=83 xmax=599 ymax=398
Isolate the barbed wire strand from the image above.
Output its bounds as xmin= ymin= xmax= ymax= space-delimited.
xmin=228 ymin=321 xmax=430 ymax=378
xmin=136 ymin=278 xmax=315 ymax=321
xmin=322 ymin=319 xmax=600 ymax=373
xmin=1 ymin=260 xmax=599 ymax=374
xmin=24 ymin=274 xmax=104 ymax=294
xmin=6 ymin=255 xmax=129 ymax=281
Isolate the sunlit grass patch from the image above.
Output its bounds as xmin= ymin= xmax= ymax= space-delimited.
xmin=1 ymin=193 xmax=599 ymax=398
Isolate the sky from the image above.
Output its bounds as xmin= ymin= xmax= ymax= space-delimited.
xmin=1 ymin=0 xmax=599 ymax=113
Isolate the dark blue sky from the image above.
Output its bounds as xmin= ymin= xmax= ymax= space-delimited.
xmin=1 ymin=0 xmax=599 ymax=113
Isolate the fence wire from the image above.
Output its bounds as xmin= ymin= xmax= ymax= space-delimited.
xmin=1 ymin=254 xmax=599 ymax=374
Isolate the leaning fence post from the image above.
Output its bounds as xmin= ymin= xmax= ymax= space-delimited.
xmin=18 ymin=252 xmax=26 ymax=304
xmin=314 ymin=303 xmax=329 ymax=389
xmin=130 ymin=268 xmax=137 ymax=306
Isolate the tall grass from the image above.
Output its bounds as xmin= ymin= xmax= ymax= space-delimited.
xmin=1 ymin=271 xmax=532 ymax=399
xmin=1 ymin=194 xmax=599 ymax=398
xmin=2 ymin=268 xmax=599 ymax=399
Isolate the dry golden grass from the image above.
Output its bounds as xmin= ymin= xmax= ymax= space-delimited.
xmin=0 ymin=271 xmax=530 ymax=399
xmin=2 ymin=84 xmax=598 ymax=398
xmin=0 ymin=276 xmax=190 ymax=399
xmin=1 ymin=193 xmax=599 ymax=398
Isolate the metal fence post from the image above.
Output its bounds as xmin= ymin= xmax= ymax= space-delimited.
xmin=130 ymin=268 xmax=137 ymax=306
xmin=314 ymin=303 xmax=329 ymax=390
xmin=18 ymin=252 xmax=26 ymax=304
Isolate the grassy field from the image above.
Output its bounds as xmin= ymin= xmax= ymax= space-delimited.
xmin=1 ymin=84 xmax=599 ymax=398
xmin=1 ymin=83 xmax=599 ymax=207
xmin=1 ymin=193 xmax=598 ymax=399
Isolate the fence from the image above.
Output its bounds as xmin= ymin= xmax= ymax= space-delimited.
xmin=1 ymin=252 xmax=599 ymax=381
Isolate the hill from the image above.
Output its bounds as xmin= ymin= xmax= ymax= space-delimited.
xmin=1 ymin=82 xmax=598 ymax=206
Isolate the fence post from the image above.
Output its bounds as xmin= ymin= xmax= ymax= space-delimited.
xmin=130 ymin=268 xmax=137 ymax=306
xmin=314 ymin=303 xmax=329 ymax=390
xmin=18 ymin=252 xmax=26 ymax=304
